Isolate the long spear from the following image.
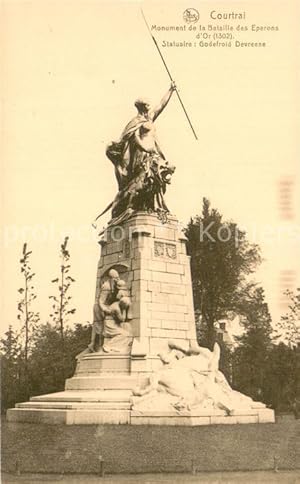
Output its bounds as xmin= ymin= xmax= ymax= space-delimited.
xmin=141 ymin=9 xmax=198 ymax=140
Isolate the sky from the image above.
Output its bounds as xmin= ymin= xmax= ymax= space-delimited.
xmin=1 ymin=0 xmax=300 ymax=336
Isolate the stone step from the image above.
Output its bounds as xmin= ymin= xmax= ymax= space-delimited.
xmin=131 ymin=407 xmax=275 ymax=425
xmin=76 ymin=355 xmax=131 ymax=373
xmin=30 ymin=390 xmax=132 ymax=402
xmin=130 ymin=406 xmax=266 ymax=417
xmin=65 ymin=375 xmax=149 ymax=390
xmin=16 ymin=401 xmax=131 ymax=410
xmin=7 ymin=405 xmax=274 ymax=426
xmin=7 ymin=407 xmax=131 ymax=425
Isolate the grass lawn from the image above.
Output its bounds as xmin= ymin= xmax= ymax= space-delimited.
xmin=1 ymin=415 xmax=300 ymax=475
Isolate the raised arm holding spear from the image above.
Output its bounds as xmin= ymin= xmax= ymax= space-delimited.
xmin=93 ymin=10 xmax=197 ymax=227
xmin=141 ymin=9 xmax=198 ymax=141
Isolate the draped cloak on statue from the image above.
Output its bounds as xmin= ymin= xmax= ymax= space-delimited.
xmin=106 ymin=112 xmax=165 ymax=190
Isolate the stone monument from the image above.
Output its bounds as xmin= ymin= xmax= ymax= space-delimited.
xmin=7 ymin=83 xmax=275 ymax=425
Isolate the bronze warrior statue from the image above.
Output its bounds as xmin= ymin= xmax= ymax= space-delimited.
xmin=96 ymin=83 xmax=177 ymax=225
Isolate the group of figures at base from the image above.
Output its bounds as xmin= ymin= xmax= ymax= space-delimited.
xmin=96 ymin=83 xmax=177 ymax=226
xmin=78 ymin=269 xmax=260 ymax=416
xmin=132 ymin=340 xmax=260 ymax=415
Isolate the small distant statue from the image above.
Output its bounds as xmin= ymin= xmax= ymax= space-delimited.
xmin=80 ymin=269 xmax=132 ymax=356
xmin=96 ymin=83 xmax=177 ymax=225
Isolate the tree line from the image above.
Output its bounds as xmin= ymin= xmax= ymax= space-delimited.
xmin=186 ymin=199 xmax=299 ymax=414
xmin=1 ymin=200 xmax=299 ymax=414
xmin=1 ymin=238 xmax=90 ymax=410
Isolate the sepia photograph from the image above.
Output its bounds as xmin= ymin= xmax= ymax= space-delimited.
xmin=1 ymin=1 xmax=299 ymax=482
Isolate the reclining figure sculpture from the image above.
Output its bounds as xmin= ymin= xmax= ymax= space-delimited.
xmin=132 ymin=341 xmax=259 ymax=414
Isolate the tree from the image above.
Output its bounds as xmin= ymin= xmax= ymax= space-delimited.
xmin=274 ymin=288 xmax=300 ymax=347
xmin=263 ymin=343 xmax=299 ymax=412
xmin=231 ymin=288 xmax=272 ymax=400
xmin=267 ymin=289 xmax=300 ymax=412
xmin=28 ymin=322 xmax=90 ymax=397
xmin=234 ymin=285 xmax=272 ymax=332
xmin=186 ymin=198 xmax=261 ymax=348
xmin=0 ymin=326 xmax=23 ymax=410
xmin=1 ymin=321 xmax=90 ymax=410
xmin=49 ymin=237 xmax=76 ymax=376
xmin=17 ymin=243 xmax=40 ymax=394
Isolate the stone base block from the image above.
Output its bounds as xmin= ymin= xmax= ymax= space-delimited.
xmin=130 ymin=415 xmax=211 ymax=426
xmin=6 ymin=389 xmax=133 ymax=425
xmin=75 ymin=354 xmax=131 ymax=374
xmin=8 ymin=384 xmax=275 ymax=425
xmin=130 ymin=407 xmax=275 ymax=426
xmin=65 ymin=375 xmax=149 ymax=390
xmin=7 ymin=408 xmax=130 ymax=425
xmin=258 ymin=408 xmax=276 ymax=423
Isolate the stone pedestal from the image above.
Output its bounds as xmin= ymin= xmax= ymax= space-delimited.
xmin=7 ymin=213 xmax=275 ymax=425
xmin=95 ymin=212 xmax=197 ymax=370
